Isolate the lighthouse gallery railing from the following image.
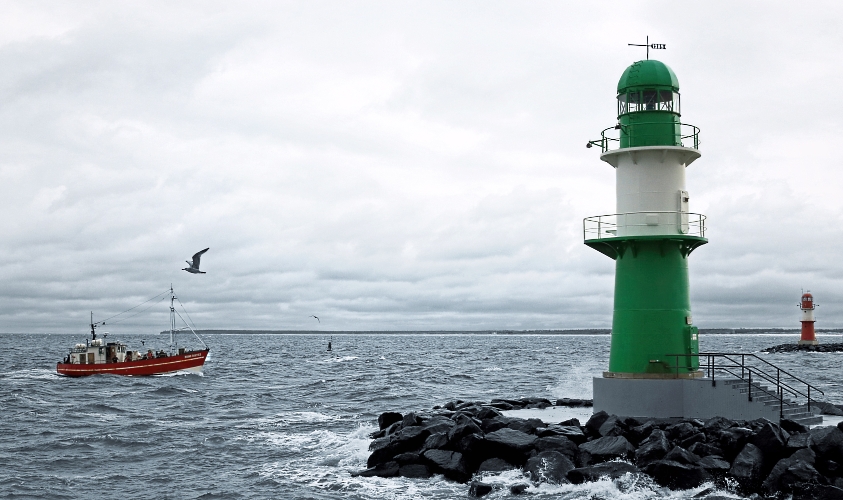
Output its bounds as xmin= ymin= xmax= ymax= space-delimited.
xmin=667 ymin=352 xmax=824 ymax=422
xmin=587 ymin=122 xmax=700 ymax=153
xmin=583 ymin=212 xmax=706 ymax=240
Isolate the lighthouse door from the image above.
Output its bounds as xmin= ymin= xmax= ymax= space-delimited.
xmin=678 ymin=190 xmax=690 ymax=234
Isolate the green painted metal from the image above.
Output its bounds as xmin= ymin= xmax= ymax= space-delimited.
xmin=607 ymin=238 xmax=702 ymax=375
xmin=616 ymin=60 xmax=682 ymax=149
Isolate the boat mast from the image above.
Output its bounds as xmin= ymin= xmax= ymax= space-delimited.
xmin=90 ymin=311 xmax=97 ymax=340
xmin=169 ymin=284 xmax=175 ymax=353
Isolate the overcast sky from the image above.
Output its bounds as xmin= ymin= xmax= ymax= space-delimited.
xmin=2 ymin=1 xmax=843 ymax=333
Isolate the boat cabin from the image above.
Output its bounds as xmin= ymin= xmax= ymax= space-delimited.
xmin=65 ymin=338 xmax=130 ymax=365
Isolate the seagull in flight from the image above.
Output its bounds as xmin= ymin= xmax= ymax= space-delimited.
xmin=310 ymin=315 xmax=320 ymax=323
xmin=183 ymin=248 xmax=209 ymax=274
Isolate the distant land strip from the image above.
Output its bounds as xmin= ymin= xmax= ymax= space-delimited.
xmin=155 ymin=328 xmax=843 ymax=335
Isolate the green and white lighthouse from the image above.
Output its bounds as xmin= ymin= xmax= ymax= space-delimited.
xmin=587 ymin=59 xmax=708 ymax=415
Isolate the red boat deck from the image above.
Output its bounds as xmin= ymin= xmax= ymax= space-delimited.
xmin=57 ymin=349 xmax=209 ymax=377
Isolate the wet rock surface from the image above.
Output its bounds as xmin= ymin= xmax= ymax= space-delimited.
xmin=354 ymin=398 xmax=839 ymax=496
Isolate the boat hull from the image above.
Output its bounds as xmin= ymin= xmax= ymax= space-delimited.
xmin=57 ymin=349 xmax=209 ymax=377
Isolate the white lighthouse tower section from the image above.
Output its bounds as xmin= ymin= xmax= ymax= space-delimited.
xmin=801 ymin=306 xmax=815 ymax=322
xmin=601 ymin=146 xmax=701 ymax=237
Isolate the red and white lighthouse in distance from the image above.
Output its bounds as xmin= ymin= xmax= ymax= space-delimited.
xmin=799 ymin=292 xmax=818 ymax=345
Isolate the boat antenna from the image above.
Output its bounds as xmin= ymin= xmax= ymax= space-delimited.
xmin=90 ymin=311 xmax=97 ymax=340
xmin=170 ymin=284 xmax=176 ymax=354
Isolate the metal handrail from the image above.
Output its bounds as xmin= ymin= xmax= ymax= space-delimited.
xmin=583 ymin=211 xmax=706 ymax=240
xmin=587 ymin=122 xmax=700 ymax=153
xmin=667 ymin=352 xmax=824 ymax=421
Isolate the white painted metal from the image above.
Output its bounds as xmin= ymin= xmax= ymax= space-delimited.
xmin=801 ymin=309 xmax=815 ymax=322
xmin=600 ymin=146 xmax=701 ymax=237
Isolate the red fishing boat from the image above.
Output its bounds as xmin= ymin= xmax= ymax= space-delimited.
xmin=57 ymin=287 xmax=209 ymax=377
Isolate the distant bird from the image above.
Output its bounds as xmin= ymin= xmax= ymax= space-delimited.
xmin=183 ymin=248 xmax=209 ymax=274
xmin=310 ymin=315 xmax=320 ymax=323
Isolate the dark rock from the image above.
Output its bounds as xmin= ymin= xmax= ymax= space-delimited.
xmin=698 ymin=455 xmax=731 ymax=473
xmin=468 ymin=481 xmax=493 ymax=497
xmin=524 ymin=451 xmax=575 ymax=484
xmin=781 ymin=418 xmax=810 ymax=435
xmin=666 ymin=422 xmax=697 ymax=442
xmin=688 ymin=441 xmax=724 ymax=458
xmin=534 ymin=435 xmax=578 ymax=462
xmin=628 ymin=421 xmax=655 ymax=445
xmin=369 ymin=428 xmax=386 ymax=439
xmin=579 ymin=435 xmax=635 ymax=465
xmin=584 ymin=411 xmax=610 ymax=436
xmin=491 ymin=398 xmax=525 ymax=409
xmin=664 ymin=445 xmax=701 ymax=465
xmin=634 ymin=429 xmax=670 ymax=466
xmin=393 ymin=452 xmax=421 ymax=465
xmin=643 ymin=460 xmax=710 ymax=489
xmin=423 ymin=449 xmax=469 ymax=482
xmin=423 ymin=432 xmax=448 ymax=451
xmin=384 ymin=420 xmax=403 ymax=436
xmin=448 ymin=420 xmax=483 ymax=443
xmin=703 ymin=416 xmax=734 ymax=434
xmin=679 ymin=431 xmax=706 ymax=449
xmin=526 ymin=401 xmax=552 ymax=409
xmin=792 ymin=484 xmax=843 ymax=500
xmin=477 ymin=407 xmax=502 ymax=420
xmin=559 ymin=418 xmax=582 ymax=427
xmin=815 ymin=401 xmax=843 ymax=416
xmin=454 ymin=433 xmax=485 ymax=460
xmin=484 ymin=428 xmax=537 ymax=465
xmin=378 ymin=412 xmax=403 ymax=430
xmin=480 ymin=417 xmax=509 ymax=434
xmin=402 ymin=412 xmax=422 ymax=427
xmin=556 ymin=398 xmax=592 ymax=407
xmin=489 ymin=401 xmax=514 ymax=411
xmin=764 ymin=449 xmax=822 ymax=494
xmin=509 ymin=483 xmax=529 ymax=495
xmin=455 ymin=401 xmax=482 ymax=411
xmin=567 ymin=462 xmax=640 ymax=484
xmin=597 ymin=415 xmax=626 ymax=437
xmin=507 ymin=418 xmax=543 ymax=435
xmin=748 ymin=421 xmax=789 ymax=467
xmin=718 ymin=427 xmax=752 ymax=461
xmin=476 ymin=457 xmax=514 ymax=472
xmin=443 ymin=401 xmax=457 ymax=411
xmin=520 ymin=397 xmax=553 ymax=407
xmin=352 ymin=461 xmax=400 ymax=478
xmin=730 ymin=443 xmax=765 ymax=491
xmin=538 ymin=425 xmax=586 ymax=444
xmin=819 ymin=459 xmax=840 ymax=477
xmin=398 ymin=464 xmax=431 ymax=478
xmin=788 ymin=432 xmax=812 ymax=452
xmin=811 ymin=426 xmax=843 ymax=462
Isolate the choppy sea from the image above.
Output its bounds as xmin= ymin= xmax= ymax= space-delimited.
xmin=3 ymin=332 xmax=843 ymax=499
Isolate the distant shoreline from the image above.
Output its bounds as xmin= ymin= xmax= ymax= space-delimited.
xmin=154 ymin=328 xmax=842 ymax=335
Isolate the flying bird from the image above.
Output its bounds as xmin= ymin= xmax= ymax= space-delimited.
xmin=310 ymin=315 xmax=320 ymax=323
xmin=183 ymin=248 xmax=209 ymax=274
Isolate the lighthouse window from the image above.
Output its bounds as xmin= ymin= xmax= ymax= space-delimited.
xmin=618 ymin=90 xmax=680 ymax=115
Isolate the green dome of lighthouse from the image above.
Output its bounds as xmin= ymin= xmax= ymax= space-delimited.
xmin=617 ymin=60 xmax=679 ymax=93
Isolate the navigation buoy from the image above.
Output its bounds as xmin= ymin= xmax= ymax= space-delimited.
xmin=798 ymin=292 xmax=818 ymax=346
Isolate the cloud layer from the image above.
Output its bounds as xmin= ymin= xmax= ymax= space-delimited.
xmin=1 ymin=1 xmax=842 ymax=333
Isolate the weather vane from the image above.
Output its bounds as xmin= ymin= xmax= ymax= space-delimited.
xmin=628 ymin=36 xmax=666 ymax=60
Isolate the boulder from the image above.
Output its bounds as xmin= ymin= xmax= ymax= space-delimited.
xmin=634 ymin=429 xmax=670 ymax=466
xmin=730 ymin=443 xmax=765 ymax=491
xmin=468 ymin=481 xmax=493 ymax=497
xmin=579 ymin=435 xmax=635 ymax=465
xmin=477 ymin=407 xmax=502 ymax=420
xmin=811 ymin=426 xmax=843 ymax=462
xmin=489 ymin=401 xmax=514 ymax=411
xmin=476 ymin=457 xmax=515 ymax=473
xmin=402 ymin=412 xmax=422 ymax=427
xmin=480 ymin=416 xmax=511 ymax=434
xmin=664 ymin=446 xmax=700 ymax=465
xmin=748 ymin=421 xmax=790 ymax=467
xmin=534 ymin=435 xmax=578 ymax=462
xmin=643 ymin=460 xmax=710 ymax=489
xmin=792 ymin=484 xmax=843 ymax=500
xmin=509 ymin=483 xmax=529 ymax=495
xmin=781 ymin=419 xmax=810 ymax=435
xmin=483 ymin=428 xmax=537 ymax=465
xmin=584 ymin=411 xmax=610 ymax=437
xmin=398 ymin=464 xmax=432 ymax=478
xmin=597 ymin=415 xmax=626 ymax=437
xmin=538 ymin=425 xmax=586 ymax=444
xmin=703 ymin=416 xmax=734 ymax=434
xmin=718 ymin=427 xmax=753 ymax=461
xmin=787 ymin=432 xmax=812 ymax=453
xmin=378 ymin=412 xmax=403 ymax=430
xmin=524 ymin=451 xmax=575 ymax=484
xmin=423 ymin=432 xmax=448 ymax=451
xmin=815 ymin=401 xmax=843 ymax=416
xmin=763 ymin=449 xmax=821 ymax=494
xmin=688 ymin=441 xmax=724 ymax=458
xmin=423 ymin=449 xmax=469 ymax=482
xmin=666 ymin=422 xmax=696 ymax=442
xmin=559 ymin=418 xmax=582 ymax=427
xmin=352 ymin=461 xmax=399 ymax=478
xmin=698 ymin=455 xmax=731 ymax=474
xmin=507 ymin=418 xmax=544 ymax=435
xmin=567 ymin=462 xmax=640 ymax=484
xmin=448 ymin=420 xmax=483 ymax=444
xmin=678 ymin=431 xmax=706 ymax=449
xmin=627 ymin=421 xmax=655 ymax=445
xmin=393 ymin=452 xmax=421 ymax=465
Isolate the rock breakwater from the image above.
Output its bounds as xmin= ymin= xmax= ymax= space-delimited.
xmin=764 ymin=343 xmax=843 ymax=353
xmin=353 ymin=398 xmax=843 ymax=498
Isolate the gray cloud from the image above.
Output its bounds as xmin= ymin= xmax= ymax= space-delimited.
xmin=1 ymin=1 xmax=842 ymax=333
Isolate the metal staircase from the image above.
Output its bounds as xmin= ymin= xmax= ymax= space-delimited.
xmin=668 ymin=352 xmax=824 ymax=426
